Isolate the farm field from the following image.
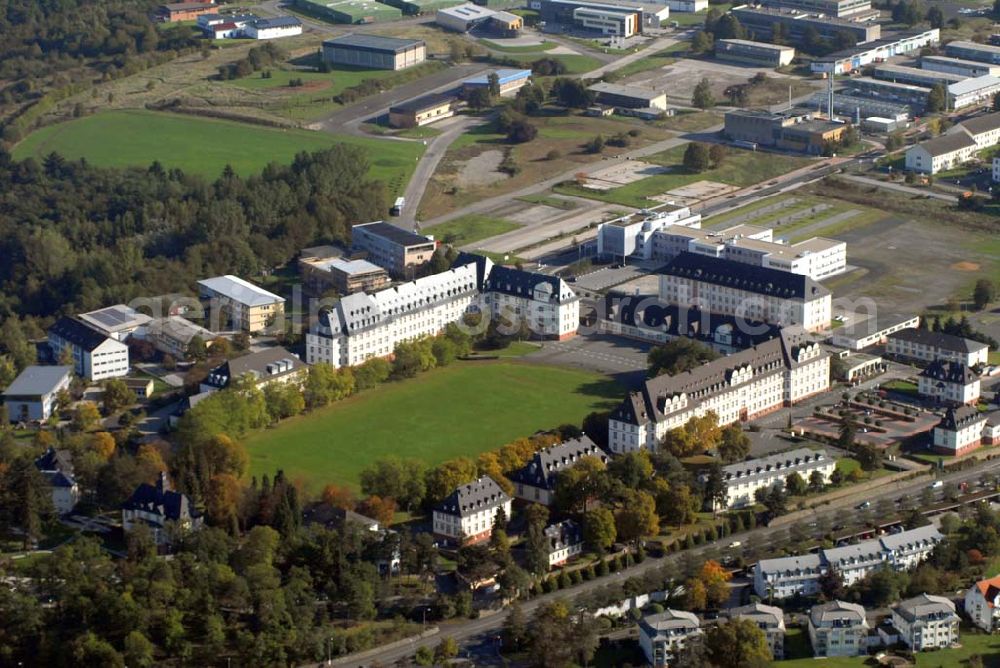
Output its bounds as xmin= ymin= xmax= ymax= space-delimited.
xmin=13 ymin=110 xmax=425 ymax=188
xmin=244 ymin=361 xmax=622 ymax=492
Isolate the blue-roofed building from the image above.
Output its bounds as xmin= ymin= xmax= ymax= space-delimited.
xmin=462 ymin=68 xmax=532 ymax=96
xmin=2 ymin=366 xmax=72 ymax=423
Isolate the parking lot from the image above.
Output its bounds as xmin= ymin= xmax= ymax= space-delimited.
xmin=527 ymin=332 xmax=650 ymax=383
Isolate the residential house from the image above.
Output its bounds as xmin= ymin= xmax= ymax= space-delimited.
xmin=34 ymin=447 xmax=80 ymax=515
xmin=904 ymin=133 xmax=977 ymax=174
xmin=544 ymin=519 xmax=583 ymax=567
xmin=918 ymin=360 xmax=981 ymax=405
xmin=891 ymin=593 xmax=959 ymax=651
xmin=200 ymin=346 xmax=306 ymax=392
xmin=966 ymin=574 xmax=1000 ymax=632
xmin=432 ymin=476 xmax=511 ymax=545
xmin=730 ymin=603 xmax=786 ymax=659
xmin=808 ymin=600 xmax=869 ymax=658
xmin=48 ymin=317 xmax=130 ymax=381
xmin=608 ymin=327 xmax=829 ymax=453
xmin=932 ymin=405 xmax=989 ymax=456
xmin=638 ymin=609 xmax=702 ymax=667
xmin=711 ymin=448 xmax=834 ymax=509
xmin=510 ymin=436 xmax=608 ymax=505
xmin=886 ymin=328 xmax=990 ymax=367
xmin=658 ymin=253 xmax=832 ymax=331
xmin=197 ymin=275 xmax=285 ymax=333
xmin=2 ymin=365 xmax=72 ymax=423
xmin=122 ymin=472 xmax=202 ymax=544
xmin=754 ymin=525 xmax=943 ymax=599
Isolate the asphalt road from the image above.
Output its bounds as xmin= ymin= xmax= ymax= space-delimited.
xmin=320 ymin=457 xmax=1000 ymax=668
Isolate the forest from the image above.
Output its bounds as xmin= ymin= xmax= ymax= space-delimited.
xmin=0 ymin=145 xmax=388 ymax=374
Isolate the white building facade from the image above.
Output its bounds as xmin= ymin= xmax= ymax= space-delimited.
xmin=932 ymin=406 xmax=988 ymax=456
xmin=47 ymin=317 xmax=129 ymax=381
xmin=966 ymin=575 xmax=1000 ymax=632
xmin=891 ymin=594 xmax=959 ymax=651
xmin=886 ymin=328 xmax=989 ymax=367
xmin=918 ymin=360 xmax=981 ymax=405
xmin=609 ymin=328 xmax=829 ymax=453
xmin=639 ymin=609 xmax=702 ymax=667
xmin=714 ymin=448 xmax=834 ymax=509
xmin=432 ymin=476 xmax=511 ymax=545
xmin=808 ymin=601 xmax=868 ymax=658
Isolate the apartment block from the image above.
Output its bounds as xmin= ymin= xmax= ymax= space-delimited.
xmin=886 ymin=328 xmax=990 ymax=366
xmin=639 ymin=610 xmax=702 ymax=667
xmin=966 ymin=575 xmax=1000 ymax=632
xmin=608 ymin=327 xmax=829 ymax=453
xmin=710 ymin=448 xmax=834 ymax=509
xmin=197 ymin=275 xmax=284 ymax=333
xmin=47 ymin=316 xmax=130 ymax=381
xmin=808 ymin=601 xmax=868 ymax=658
xmin=729 ymin=603 xmax=786 ymax=659
xmin=891 ymin=594 xmax=959 ymax=651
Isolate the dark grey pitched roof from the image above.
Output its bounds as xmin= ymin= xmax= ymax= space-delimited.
xmin=959 ymin=111 xmax=1000 ymax=136
xmin=661 ymin=252 xmax=830 ymax=301
xmin=509 ymin=436 xmax=606 ymax=490
xmin=435 ymin=476 xmax=509 ymax=518
xmin=122 ymin=473 xmax=198 ymax=522
xmin=892 ymin=594 xmax=957 ymax=624
xmin=485 ymin=264 xmax=572 ymax=304
xmin=202 ymin=347 xmax=305 ymax=389
xmin=888 ymin=327 xmax=987 ymax=354
xmin=44 ymin=470 xmax=77 ymax=489
xmin=353 ymin=221 xmax=432 ymax=248
xmin=3 ymin=366 xmax=71 ymax=398
xmin=920 ymin=360 xmax=977 ymax=385
xmin=323 ymin=34 xmax=424 ymax=53
xmin=390 ymin=93 xmax=457 ymax=115
xmin=48 ymin=316 xmax=111 ymax=352
xmin=938 ymin=405 xmax=985 ymax=430
xmin=544 ymin=519 xmax=582 ymax=552
xmin=602 ymin=293 xmax=782 ymax=348
xmin=35 ymin=447 xmax=74 ymax=475
xmin=913 ymin=132 xmax=976 ymax=157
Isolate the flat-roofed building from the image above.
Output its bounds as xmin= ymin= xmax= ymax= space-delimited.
xmin=299 ymin=254 xmax=389 ymax=295
xmin=886 ymin=328 xmax=990 ymax=366
xmin=159 ymin=1 xmax=216 ymax=22
xmin=809 ymin=601 xmax=868 ymax=657
xmin=609 ymin=327 xmax=829 ymax=452
xmin=664 ymin=0 xmax=707 ymax=10
xmin=463 ymin=69 xmax=532 ymax=96
xmin=760 ymin=0 xmax=873 ymax=18
xmin=197 ymin=275 xmax=285 ymax=333
xmin=811 ymin=29 xmax=940 ymax=75
xmin=2 ymin=366 xmax=72 ymax=423
xmin=922 ymin=55 xmax=1000 ymax=78
xmin=245 ymin=16 xmax=303 ymax=39
xmin=596 ymin=205 xmax=703 ymax=260
xmin=847 ymin=77 xmax=930 ymax=111
xmin=321 ymin=34 xmax=426 ymax=70
xmin=539 ymin=0 xmax=642 ymax=36
xmin=143 ymin=316 xmax=218 ymax=359
xmin=875 ymin=63 xmax=965 ymax=88
xmin=436 ymin=2 xmax=495 ymax=30
xmin=659 ymin=253 xmax=832 ymax=331
xmin=949 ymin=75 xmax=1000 ymax=109
xmin=716 ymin=38 xmax=795 ymax=67
xmin=710 ymin=447 xmax=834 ymax=509
xmin=731 ymin=6 xmax=880 ymax=48
xmin=945 ymin=39 xmax=1000 ymax=65
xmin=904 ymin=132 xmax=977 ymax=174
xmin=389 ymin=93 xmax=459 ymax=128
xmin=351 ymin=221 xmax=437 ymax=278
xmin=489 ymin=10 xmax=524 ymax=34
xmin=933 ymin=405 xmax=989 ymax=456
xmin=588 ymin=81 xmax=667 ymax=109
xmin=48 ymin=317 xmax=130 ymax=381
xmin=77 ymin=304 xmax=153 ymax=341
xmin=830 ymin=313 xmax=919 ymax=350
xmin=729 ymin=604 xmax=786 ymax=659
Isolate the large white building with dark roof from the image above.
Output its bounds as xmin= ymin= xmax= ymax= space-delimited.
xmin=712 ymin=447 xmax=834 ymax=509
xmin=658 ymin=253 xmax=832 ymax=332
xmin=47 ymin=316 xmax=130 ymax=381
xmin=933 ymin=406 xmax=991 ymax=455
xmin=306 ymin=255 xmax=579 ymax=368
xmin=351 ymin=221 xmax=437 ymax=278
xmin=608 ymin=327 xmax=829 ymax=453
xmin=886 ymin=328 xmax=990 ymax=367
xmin=432 ymin=475 xmax=511 ymax=545
xmin=918 ymin=360 xmax=981 ymax=405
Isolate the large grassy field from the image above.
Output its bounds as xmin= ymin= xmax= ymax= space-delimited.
xmin=12 ymin=110 xmax=425 ymax=188
xmin=244 ymin=361 xmax=622 ymax=493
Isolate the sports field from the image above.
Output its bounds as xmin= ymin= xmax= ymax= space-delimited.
xmin=12 ymin=110 xmax=425 ymax=187
xmin=244 ymin=361 xmax=622 ymax=493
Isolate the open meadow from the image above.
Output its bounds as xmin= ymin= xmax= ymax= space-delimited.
xmin=13 ymin=109 xmax=424 ymax=188
xmin=244 ymin=360 xmax=622 ymax=493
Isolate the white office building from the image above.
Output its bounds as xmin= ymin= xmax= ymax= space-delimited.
xmin=891 ymin=594 xmax=959 ymax=651
xmin=596 ymin=205 xmax=702 ymax=260
xmin=47 ymin=316 xmax=130 ymax=381
xmin=608 ymin=327 xmax=829 ymax=453
xmin=306 ymin=255 xmax=579 ymax=368
xmin=659 ymin=253 xmax=832 ymax=332
xmin=712 ymin=448 xmax=834 ymax=509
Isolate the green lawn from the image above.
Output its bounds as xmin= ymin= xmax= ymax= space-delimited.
xmin=835 ymin=457 xmax=861 ymax=477
xmin=778 ymin=626 xmax=1000 ymax=666
xmin=429 ymin=214 xmax=520 ymax=246
xmin=13 ymin=110 xmax=425 ymax=191
xmin=481 ymin=39 xmax=558 ymax=53
xmin=244 ymin=361 xmax=622 ymax=492
xmin=555 ymin=146 xmax=813 ymax=208
xmin=500 ymin=52 xmax=603 ymax=75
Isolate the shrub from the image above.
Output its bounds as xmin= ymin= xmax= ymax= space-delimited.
xmin=546 ymin=149 xmax=562 ymax=160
